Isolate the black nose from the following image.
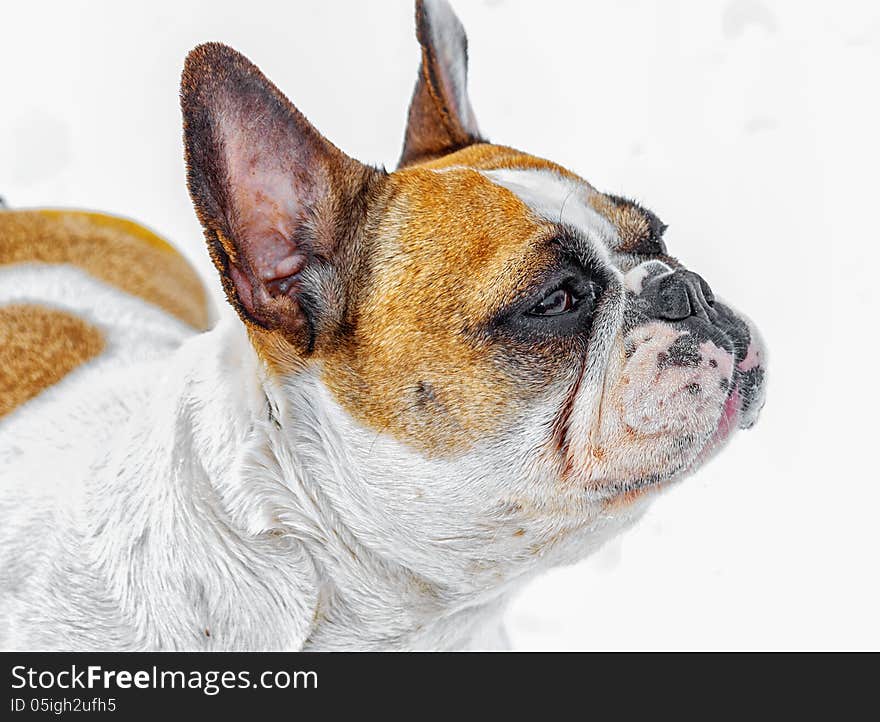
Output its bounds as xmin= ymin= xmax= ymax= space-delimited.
xmin=645 ymin=269 xmax=716 ymax=321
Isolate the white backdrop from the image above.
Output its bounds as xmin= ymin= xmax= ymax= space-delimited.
xmin=1 ymin=0 xmax=877 ymax=650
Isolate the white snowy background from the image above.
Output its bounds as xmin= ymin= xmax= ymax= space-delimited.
xmin=1 ymin=0 xmax=877 ymax=650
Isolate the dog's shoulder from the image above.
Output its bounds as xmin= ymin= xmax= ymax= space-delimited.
xmin=0 ymin=208 xmax=210 ymax=418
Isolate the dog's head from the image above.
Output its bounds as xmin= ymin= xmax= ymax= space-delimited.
xmin=181 ymin=0 xmax=765 ymax=582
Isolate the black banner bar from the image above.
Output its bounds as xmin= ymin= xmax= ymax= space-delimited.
xmin=1 ymin=652 xmax=871 ymax=716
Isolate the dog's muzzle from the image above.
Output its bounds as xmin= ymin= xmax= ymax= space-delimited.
xmin=625 ymin=262 xmax=767 ymax=433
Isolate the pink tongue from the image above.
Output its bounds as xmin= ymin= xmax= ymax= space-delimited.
xmin=692 ymin=388 xmax=741 ymax=467
xmin=714 ymin=388 xmax=741 ymax=443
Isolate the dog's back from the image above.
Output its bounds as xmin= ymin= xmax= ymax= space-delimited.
xmin=0 ymin=208 xmax=209 ymax=417
xmin=0 ymin=209 xmax=212 ymax=648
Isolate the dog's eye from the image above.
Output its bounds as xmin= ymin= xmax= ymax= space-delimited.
xmin=528 ymin=287 xmax=576 ymax=316
xmin=527 ymin=280 xmax=599 ymax=318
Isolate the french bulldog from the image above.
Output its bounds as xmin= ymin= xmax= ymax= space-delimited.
xmin=0 ymin=0 xmax=765 ymax=650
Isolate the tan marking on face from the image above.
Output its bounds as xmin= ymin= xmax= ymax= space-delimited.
xmin=423 ymin=144 xmax=657 ymax=251
xmin=319 ymin=160 xmax=560 ymax=454
xmin=254 ymin=143 xmax=654 ymax=459
xmin=0 ymin=210 xmax=210 ymax=329
xmin=0 ymin=303 xmax=105 ymax=417
xmin=588 ymin=194 xmax=653 ymax=252
xmin=415 ymin=143 xmax=585 ymax=182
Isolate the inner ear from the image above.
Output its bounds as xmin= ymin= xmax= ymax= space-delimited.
xmin=181 ymin=42 xmax=384 ymax=352
xmin=398 ymin=0 xmax=484 ymax=167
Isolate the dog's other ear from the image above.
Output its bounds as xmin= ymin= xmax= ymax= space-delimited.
xmin=181 ymin=43 xmax=384 ymax=353
xmin=398 ymin=0 xmax=483 ymax=167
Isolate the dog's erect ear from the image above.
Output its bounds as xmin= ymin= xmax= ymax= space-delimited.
xmin=398 ymin=0 xmax=483 ymax=167
xmin=181 ymin=43 xmax=383 ymax=352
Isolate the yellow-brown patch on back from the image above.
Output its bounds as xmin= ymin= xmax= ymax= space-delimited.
xmin=319 ymin=161 xmax=557 ymax=454
xmin=0 ymin=209 xmax=210 ymax=329
xmin=0 ymin=304 xmax=105 ymax=417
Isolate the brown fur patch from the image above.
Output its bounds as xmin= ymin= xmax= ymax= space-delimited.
xmin=203 ymin=138 xmax=657 ymax=460
xmin=247 ymin=142 xmax=599 ymax=455
xmin=0 ymin=210 xmax=210 ymax=329
xmin=0 ymin=304 xmax=105 ymax=417
xmin=588 ymin=195 xmax=652 ymax=251
xmin=311 ymin=143 xmax=627 ymax=455
xmin=423 ymin=144 xmax=667 ymax=256
xmin=318 ymin=161 xmax=562 ymax=454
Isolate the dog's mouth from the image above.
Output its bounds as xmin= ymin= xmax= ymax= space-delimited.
xmin=584 ymin=335 xmax=767 ymax=505
xmin=549 ymin=304 xmax=766 ymax=509
xmin=693 ymin=345 xmax=766 ymax=460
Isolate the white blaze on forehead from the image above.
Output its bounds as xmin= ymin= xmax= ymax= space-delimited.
xmin=481 ymin=168 xmax=619 ymax=259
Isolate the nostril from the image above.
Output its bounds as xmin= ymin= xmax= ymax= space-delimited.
xmin=698 ymin=275 xmax=715 ymax=306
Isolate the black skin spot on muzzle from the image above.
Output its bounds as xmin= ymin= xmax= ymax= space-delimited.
xmin=657 ymin=334 xmax=701 ymax=369
xmin=738 ymin=366 xmax=765 ymax=416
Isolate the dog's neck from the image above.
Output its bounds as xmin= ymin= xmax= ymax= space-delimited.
xmin=138 ymin=317 xmax=513 ymax=650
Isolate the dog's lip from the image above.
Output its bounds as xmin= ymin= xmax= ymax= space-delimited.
xmin=690 ymin=380 xmax=749 ymax=469
xmin=719 ymin=386 xmax=743 ymax=435
xmin=590 ymin=474 xmax=670 ymax=503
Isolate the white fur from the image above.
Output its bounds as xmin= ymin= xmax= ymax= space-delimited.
xmin=481 ymin=167 xmax=618 ymax=255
